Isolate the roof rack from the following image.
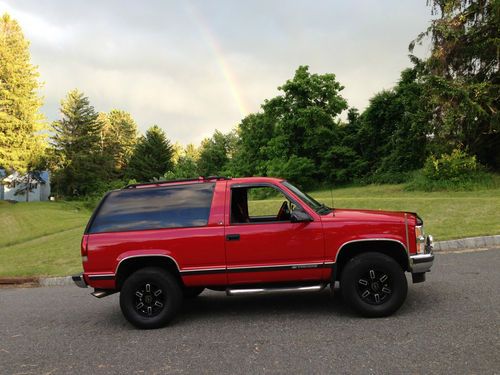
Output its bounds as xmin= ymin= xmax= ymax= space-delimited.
xmin=124 ymin=176 xmax=231 ymax=189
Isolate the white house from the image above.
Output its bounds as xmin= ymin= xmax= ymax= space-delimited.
xmin=0 ymin=170 xmax=51 ymax=202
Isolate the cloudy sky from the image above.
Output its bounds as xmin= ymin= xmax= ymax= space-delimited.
xmin=1 ymin=0 xmax=433 ymax=145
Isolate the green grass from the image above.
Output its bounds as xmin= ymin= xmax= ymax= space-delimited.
xmin=0 ymin=201 xmax=90 ymax=277
xmin=0 ymin=184 xmax=498 ymax=277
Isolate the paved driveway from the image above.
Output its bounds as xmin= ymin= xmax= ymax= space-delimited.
xmin=1 ymin=249 xmax=499 ymax=374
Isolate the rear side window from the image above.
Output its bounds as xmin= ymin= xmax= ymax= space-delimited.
xmin=88 ymin=183 xmax=215 ymax=233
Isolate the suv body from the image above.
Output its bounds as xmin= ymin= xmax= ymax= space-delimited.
xmin=73 ymin=176 xmax=434 ymax=328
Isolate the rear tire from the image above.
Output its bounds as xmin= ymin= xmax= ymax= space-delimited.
xmin=120 ymin=267 xmax=182 ymax=329
xmin=340 ymin=252 xmax=407 ymax=317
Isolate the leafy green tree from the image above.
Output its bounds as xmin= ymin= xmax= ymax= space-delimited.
xmin=410 ymin=0 xmax=500 ymax=169
xmin=0 ymin=13 xmax=45 ymax=173
xmin=355 ymin=68 xmax=430 ymax=182
xmin=51 ymin=90 xmax=103 ymax=196
xmin=230 ymin=113 xmax=275 ymax=176
xmin=126 ymin=125 xmax=173 ymax=182
xmin=263 ymin=65 xmax=348 ymax=172
xmin=197 ymin=130 xmax=237 ymax=176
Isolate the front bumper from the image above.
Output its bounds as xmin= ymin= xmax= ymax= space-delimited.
xmin=72 ymin=273 xmax=88 ymax=288
xmin=410 ymin=234 xmax=434 ymax=273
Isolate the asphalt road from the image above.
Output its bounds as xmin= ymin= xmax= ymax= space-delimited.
xmin=1 ymin=249 xmax=499 ymax=375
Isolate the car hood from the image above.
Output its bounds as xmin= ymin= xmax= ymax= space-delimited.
xmin=321 ymin=208 xmax=407 ymax=223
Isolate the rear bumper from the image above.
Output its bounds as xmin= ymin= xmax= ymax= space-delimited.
xmin=410 ymin=234 xmax=434 ymax=273
xmin=72 ymin=273 xmax=88 ymax=288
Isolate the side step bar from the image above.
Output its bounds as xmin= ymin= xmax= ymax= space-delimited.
xmin=226 ymin=284 xmax=326 ymax=296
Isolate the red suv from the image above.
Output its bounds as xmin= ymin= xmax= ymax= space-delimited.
xmin=73 ymin=176 xmax=434 ymax=328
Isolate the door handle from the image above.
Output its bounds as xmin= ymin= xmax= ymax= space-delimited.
xmin=226 ymin=234 xmax=240 ymax=241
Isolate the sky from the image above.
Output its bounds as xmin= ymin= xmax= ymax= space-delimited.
xmin=1 ymin=0 xmax=433 ymax=145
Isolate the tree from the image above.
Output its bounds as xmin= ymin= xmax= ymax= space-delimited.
xmin=0 ymin=13 xmax=45 ymax=174
xmin=410 ymin=0 xmax=500 ymax=169
xmin=51 ymin=90 xmax=103 ymax=196
xmin=99 ymin=109 xmax=138 ymax=177
xmin=231 ymin=66 xmax=348 ymax=186
xmin=197 ymin=130 xmax=237 ymax=176
xmin=126 ymin=125 xmax=173 ymax=182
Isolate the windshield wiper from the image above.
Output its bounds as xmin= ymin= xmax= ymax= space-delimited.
xmin=317 ymin=203 xmax=332 ymax=214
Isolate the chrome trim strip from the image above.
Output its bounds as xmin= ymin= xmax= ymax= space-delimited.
xmin=115 ymin=254 xmax=181 ymax=275
xmin=334 ymin=238 xmax=408 ymax=263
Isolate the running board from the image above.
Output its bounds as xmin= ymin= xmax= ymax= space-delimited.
xmin=226 ymin=284 xmax=326 ymax=296
xmin=91 ymin=289 xmax=117 ymax=298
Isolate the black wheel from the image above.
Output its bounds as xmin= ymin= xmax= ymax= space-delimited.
xmin=340 ymin=252 xmax=407 ymax=317
xmin=183 ymin=287 xmax=205 ymax=299
xmin=120 ymin=267 xmax=182 ymax=329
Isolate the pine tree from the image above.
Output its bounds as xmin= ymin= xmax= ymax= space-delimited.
xmin=51 ymin=89 xmax=102 ymax=196
xmin=126 ymin=125 xmax=174 ymax=182
xmin=0 ymin=13 xmax=45 ymax=173
xmin=99 ymin=109 xmax=138 ymax=176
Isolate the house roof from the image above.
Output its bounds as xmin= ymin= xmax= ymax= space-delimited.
xmin=2 ymin=171 xmax=49 ymax=184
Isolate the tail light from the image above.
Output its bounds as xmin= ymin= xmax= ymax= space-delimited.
xmin=81 ymin=235 xmax=89 ymax=262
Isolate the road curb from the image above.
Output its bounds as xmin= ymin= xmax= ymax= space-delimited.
xmin=38 ymin=276 xmax=74 ymax=287
xmin=432 ymin=235 xmax=500 ymax=252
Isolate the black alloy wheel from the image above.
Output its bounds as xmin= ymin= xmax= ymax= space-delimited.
xmin=120 ymin=267 xmax=182 ymax=329
xmin=341 ymin=252 xmax=408 ymax=317
xmin=133 ymin=282 xmax=165 ymax=317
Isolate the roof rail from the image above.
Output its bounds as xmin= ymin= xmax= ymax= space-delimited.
xmin=124 ymin=176 xmax=231 ymax=189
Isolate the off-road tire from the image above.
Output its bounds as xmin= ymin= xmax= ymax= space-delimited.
xmin=341 ymin=252 xmax=407 ymax=317
xmin=120 ymin=267 xmax=182 ymax=329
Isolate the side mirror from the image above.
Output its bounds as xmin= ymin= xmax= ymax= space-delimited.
xmin=291 ymin=208 xmax=312 ymax=223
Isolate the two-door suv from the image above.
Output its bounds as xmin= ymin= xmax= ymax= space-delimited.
xmin=73 ymin=176 xmax=434 ymax=328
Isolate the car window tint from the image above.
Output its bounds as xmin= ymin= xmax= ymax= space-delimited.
xmin=89 ymin=183 xmax=215 ymax=233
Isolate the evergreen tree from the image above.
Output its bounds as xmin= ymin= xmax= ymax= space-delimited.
xmin=99 ymin=109 xmax=138 ymax=176
xmin=51 ymin=89 xmax=102 ymax=196
xmin=126 ymin=125 xmax=173 ymax=182
xmin=0 ymin=13 xmax=45 ymax=173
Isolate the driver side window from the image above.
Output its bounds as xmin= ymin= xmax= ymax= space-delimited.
xmin=231 ymin=186 xmax=295 ymax=224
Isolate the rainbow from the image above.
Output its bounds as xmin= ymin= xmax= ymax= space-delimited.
xmin=185 ymin=2 xmax=249 ymax=118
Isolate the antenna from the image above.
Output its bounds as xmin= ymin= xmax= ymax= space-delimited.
xmin=329 ymin=186 xmax=334 ymax=209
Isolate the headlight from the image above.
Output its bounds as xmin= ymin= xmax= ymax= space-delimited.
xmin=416 ymin=225 xmax=425 ymax=254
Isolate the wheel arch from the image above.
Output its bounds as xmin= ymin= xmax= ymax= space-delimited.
xmin=115 ymin=255 xmax=183 ymax=290
xmin=334 ymin=239 xmax=409 ymax=281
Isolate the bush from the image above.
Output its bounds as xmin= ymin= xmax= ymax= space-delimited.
xmin=423 ymin=149 xmax=479 ymax=181
xmin=406 ymin=149 xmax=496 ymax=191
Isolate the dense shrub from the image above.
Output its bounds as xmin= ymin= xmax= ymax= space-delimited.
xmin=406 ymin=149 xmax=496 ymax=191
xmin=423 ymin=149 xmax=479 ymax=181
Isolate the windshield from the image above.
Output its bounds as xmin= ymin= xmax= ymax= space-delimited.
xmin=282 ymin=181 xmax=332 ymax=215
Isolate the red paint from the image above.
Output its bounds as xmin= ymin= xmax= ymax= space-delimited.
xmin=81 ymin=177 xmax=420 ymax=290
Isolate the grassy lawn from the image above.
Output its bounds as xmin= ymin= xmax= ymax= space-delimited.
xmin=0 ymin=184 xmax=498 ymax=277
xmin=0 ymin=201 xmax=90 ymax=277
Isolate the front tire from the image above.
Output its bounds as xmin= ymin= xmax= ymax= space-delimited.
xmin=340 ymin=252 xmax=407 ymax=317
xmin=120 ymin=267 xmax=182 ymax=329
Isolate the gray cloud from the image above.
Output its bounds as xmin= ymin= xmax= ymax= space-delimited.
xmin=1 ymin=0 xmax=433 ymax=144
